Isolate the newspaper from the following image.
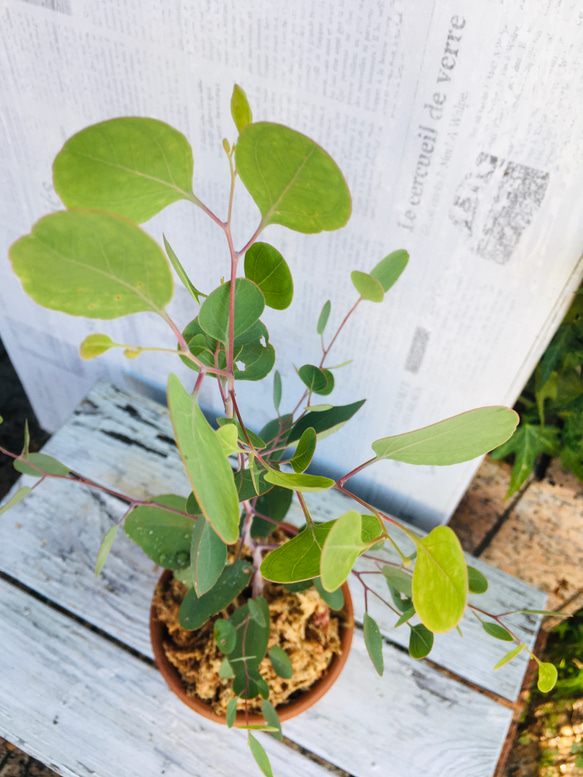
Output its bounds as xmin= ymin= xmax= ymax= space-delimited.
xmin=1 ymin=0 xmax=582 ymax=529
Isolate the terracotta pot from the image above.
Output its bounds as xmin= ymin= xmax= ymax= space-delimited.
xmin=150 ymin=568 xmax=354 ymax=725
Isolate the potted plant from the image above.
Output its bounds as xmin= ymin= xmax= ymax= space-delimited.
xmin=0 ymin=85 xmax=560 ymax=775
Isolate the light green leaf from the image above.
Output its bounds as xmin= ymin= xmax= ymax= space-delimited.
xmin=268 ymin=645 xmax=293 ymax=679
xmin=216 ymin=424 xmax=240 ymax=457
xmin=244 ymin=243 xmax=293 ymax=310
xmin=493 ymin=643 xmax=525 ymax=670
xmin=537 ymin=661 xmax=558 ymax=693
xmin=320 ymin=510 xmax=367 ymax=591
xmin=482 ymin=622 xmax=513 ymax=641
xmin=53 ymin=117 xmax=194 ymax=223
xmin=10 ymin=211 xmax=173 ymax=319
xmin=298 ymin=365 xmax=335 ymax=396
xmin=370 ymin=249 xmax=409 ymax=292
xmin=287 ymin=400 xmax=365 ymax=443
xmin=409 ymin=623 xmax=434 ymax=659
xmin=236 ymin=122 xmax=351 ymax=234
xmin=190 ymin=516 xmax=227 ymax=596
xmin=79 ymin=334 xmax=116 ymax=360
xmin=94 ymin=524 xmax=119 ymax=577
xmin=14 ymin=452 xmax=70 ymax=478
xmin=248 ymin=734 xmax=274 ymax=777
xmin=219 ymin=657 xmax=235 ymax=678
xmin=372 ymin=407 xmax=519 ymax=465
xmin=214 ymin=619 xmax=237 ymax=654
xmin=124 ymin=498 xmax=192 ymax=569
xmin=163 ymin=235 xmax=204 ymax=303
xmin=289 ymin=427 xmax=317 ymax=473
xmin=167 ymin=375 xmax=240 ymax=544
xmin=263 ymin=467 xmax=334 ymax=493
xmin=381 ymin=567 xmax=413 ymax=598
xmin=226 ymin=697 xmax=238 ymax=727
xmin=217 ymin=417 xmax=266 ymax=449
xmin=0 ymin=486 xmax=31 ymax=517
xmin=179 ymin=560 xmax=253 ymax=630
xmin=412 ymin=526 xmax=467 ymax=633
xmin=231 ymin=84 xmax=253 ymax=133
xmin=273 ymin=370 xmax=282 ymax=412
xmin=467 ymin=566 xmax=489 ymax=594
xmin=363 ymin=612 xmax=384 ymax=675
xmin=198 ymin=278 xmax=265 ymax=344
xmin=351 ymin=271 xmax=384 ymax=302
xmin=313 ymin=577 xmax=344 ymax=610
xmin=261 ymin=700 xmax=282 ymax=741
xmin=248 ymin=598 xmax=267 ymax=627
xmin=317 ymin=300 xmax=331 ymax=335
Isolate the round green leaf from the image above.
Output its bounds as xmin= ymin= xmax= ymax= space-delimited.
xmin=537 ymin=661 xmax=558 ymax=693
xmin=298 ymin=365 xmax=335 ymax=396
xmin=198 ymin=278 xmax=265 ymax=344
xmin=214 ymin=619 xmax=237 ymax=654
xmin=371 ymin=407 xmax=520 ymax=465
xmin=409 ymin=624 xmax=434 ymax=659
xmin=412 ymin=526 xmax=468 ymax=633
xmin=363 ymin=612 xmax=384 ymax=675
xmin=10 ymin=211 xmax=173 ymax=319
xmin=53 ymin=117 xmax=194 ymax=223
xmin=236 ymin=122 xmax=351 ymax=234
xmin=124 ymin=499 xmax=192 ymax=570
xmin=467 ymin=566 xmax=489 ymax=594
xmin=268 ymin=645 xmax=293 ymax=679
xmin=320 ymin=510 xmax=366 ymax=591
xmin=244 ymin=243 xmax=293 ymax=310
xmin=351 ymin=271 xmax=384 ymax=302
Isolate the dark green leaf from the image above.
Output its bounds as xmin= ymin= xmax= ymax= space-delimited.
xmin=298 ymin=365 xmax=335 ymax=396
xmin=395 ymin=605 xmax=416 ymax=627
xmin=289 ymin=427 xmax=317 ymax=473
xmin=214 ymin=619 xmax=237 ymax=654
xmin=124 ymin=498 xmax=192 ymax=569
xmin=313 ymin=577 xmax=344 ymax=610
xmin=317 ymin=300 xmax=331 ymax=335
xmin=351 ymin=271 xmax=384 ymax=302
xmin=482 ymin=622 xmax=513 ymax=641
xmin=229 ymin=598 xmax=271 ymax=695
xmin=381 ymin=567 xmax=412 ymax=598
xmin=0 ymin=486 xmax=31 ymax=517
xmin=163 ymin=235 xmax=204 ymax=303
xmin=491 ymin=424 xmax=560 ymax=498
xmin=409 ymin=624 xmax=434 ymax=659
xmin=186 ymin=492 xmax=202 ymax=516
xmin=263 ymin=467 xmax=334 ymax=492
xmin=467 ymin=566 xmax=489 ymax=594
xmin=248 ymin=598 xmax=267 ymax=627
xmin=244 ymin=243 xmax=293 ymax=310
xmin=198 ymin=278 xmax=265 ymax=344
xmin=226 ymin=697 xmax=238 ymax=727
xmin=248 ymin=734 xmax=274 ymax=777
xmin=179 ymin=559 xmax=253 ymax=630
xmin=261 ymin=700 xmax=282 ymax=741
xmin=370 ymin=249 xmax=409 ymax=292
xmin=273 ymin=371 xmax=282 ymax=412
xmin=94 ymin=524 xmax=119 ymax=577
xmin=268 ymin=645 xmax=293 ymax=679
xmin=363 ymin=612 xmax=384 ymax=675
xmin=252 ymin=485 xmax=293 ymax=538
xmin=10 ymin=211 xmax=173 ymax=319
xmin=14 ymin=452 xmax=70 ymax=478
xmin=53 ymin=117 xmax=194 ymax=223
xmin=287 ymin=400 xmax=365 ymax=443
xmin=540 ymin=322 xmax=574 ymax=388
xmin=231 ymin=85 xmax=252 ymax=132
xmin=190 ymin=516 xmax=227 ymax=596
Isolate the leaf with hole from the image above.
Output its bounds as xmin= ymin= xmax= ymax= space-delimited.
xmin=53 ymin=117 xmax=194 ymax=223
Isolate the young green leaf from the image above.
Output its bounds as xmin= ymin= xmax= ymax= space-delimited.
xmin=320 ymin=510 xmax=367 ymax=591
xmin=467 ymin=566 xmax=489 ymax=594
xmin=261 ymin=700 xmax=282 ymax=741
xmin=226 ymin=697 xmax=238 ymax=727
xmin=215 ymin=424 xmax=240 ymax=457
xmin=372 ymin=407 xmax=519 ymax=465
xmin=231 ymin=84 xmax=253 ymax=132
xmin=10 ymin=211 xmax=174 ymax=319
xmin=79 ymin=334 xmax=116 ymax=360
xmin=268 ymin=645 xmax=293 ymax=679
xmin=244 ymin=243 xmax=293 ymax=310
xmin=167 ymin=375 xmax=240 ymax=544
xmin=94 ymin=524 xmax=119 ymax=577
xmin=248 ymin=734 xmax=274 ymax=777
xmin=289 ymin=427 xmax=317 ymax=474
xmin=409 ymin=623 xmax=434 ymax=659
xmin=493 ymin=643 xmax=525 ymax=670
xmin=537 ymin=661 xmax=558 ymax=693
xmin=14 ymin=452 xmax=70 ymax=478
xmin=163 ymin=235 xmax=204 ymax=303
xmin=298 ymin=365 xmax=335 ymax=396
xmin=363 ymin=612 xmax=384 ymax=675
xmin=313 ymin=577 xmax=344 ymax=610
xmin=198 ymin=278 xmax=265 ymax=344
xmin=317 ymin=300 xmax=331 ymax=335
xmin=0 ymin=486 xmax=31 ymax=517
xmin=482 ymin=622 xmax=514 ymax=641
xmin=219 ymin=657 xmax=235 ymax=679
xmin=179 ymin=560 xmax=253 ymax=630
xmin=351 ymin=270 xmax=384 ymax=302
xmin=263 ymin=467 xmax=334 ymax=493
xmin=248 ymin=597 xmax=267 ymax=627
xmin=217 ymin=417 xmax=266 ymax=449
xmin=214 ymin=619 xmax=237 ymax=654
xmin=124 ymin=497 xmax=192 ymax=569
xmin=190 ymin=515 xmax=227 ymax=596
xmin=273 ymin=370 xmax=282 ymax=412
xmin=53 ymin=117 xmax=194 ymax=223
xmin=287 ymin=400 xmax=365 ymax=443
xmin=412 ymin=526 xmax=467 ymax=633
xmin=370 ymin=249 xmax=409 ymax=292
xmin=236 ymin=122 xmax=351 ymax=234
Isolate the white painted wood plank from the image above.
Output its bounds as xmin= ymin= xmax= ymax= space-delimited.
xmin=0 ymin=378 xmax=545 ymax=699
xmin=0 ymin=577 xmax=512 ymax=777
xmin=0 ymin=578 xmax=336 ymax=777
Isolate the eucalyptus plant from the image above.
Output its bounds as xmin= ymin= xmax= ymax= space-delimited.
xmin=1 ymin=85 xmax=559 ymax=774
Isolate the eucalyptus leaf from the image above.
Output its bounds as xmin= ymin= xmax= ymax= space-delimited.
xmin=163 ymin=235 xmax=204 ymax=303
xmin=317 ymin=300 xmax=331 ymax=335
xmin=363 ymin=612 xmax=384 ymax=675
xmin=467 ymin=566 xmax=489 ymax=595
xmin=537 ymin=661 xmax=558 ymax=693
xmin=370 ymin=249 xmax=409 ymax=292
xmin=219 ymin=657 xmax=235 ymax=679
xmin=244 ymin=243 xmax=293 ymax=310
xmin=248 ymin=598 xmax=267 ymax=627
xmin=215 ymin=424 xmax=240 ymax=457
xmin=482 ymin=622 xmax=513 ymax=641
xmin=252 ymin=484 xmax=293 ymax=538
xmin=381 ymin=567 xmax=413 ymax=598
xmin=0 ymin=486 xmax=31 ymax=517
xmin=261 ymin=700 xmax=282 ymax=741
xmin=79 ymin=333 xmax=116 ymax=360
xmin=320 ymin=510 xmax=367 ymax=591
xmin=409 ymin=623 xmax=434 ymax=659
xmin=231 ymin=84 xmax=253 ymax=132
xmin=214 ymin=619 xmax=237 ymax=654
xmin=263 ymin=467 xmax=334 ymax=492
xmin=289 ymin=427 xmax=316 ymax=473
xmin=351 ymin=270 xmax=384 ymax=302
xmin=395 ymin=605 xmax=416 ymax=627
xmin=14 ymin=453 xmax=70 ymax=478
xmin=179 ymin=559 xmax=253 ymax=630
xmin=236 ymin=122 xmax=351 ymax=234
xmin=248 ymin=734 xmax=274 ymax=777
xmin=190 ymin=516 xmax=227 ymax=596
xmin=412 ymin=526 xmax=467 ymax=633
xmin=229 ymin=597 xmax=270 ymax=694
xmin=167 ymin=375 xmax=240 ymax=544
xmin=198 ymin=278 xmax=265 ymax=344
xmin=493 ymin=643 xmax=525 ymax=670
xmin=313 ymin=577 xmax=344 ymax=610
xmin=273 ymin=371 xmax=282 ymax=412
xmin=10 ymin=211 xmax=174 ymax=319
xmin=287 ymin=400 xmax=365 ymax=443
xmin=226 ymin=697 xmax=238 ymax=728
xmin=53 ymin=117 xmax=194 ymax=223
xmin=124 ymin=498 xmax=192 ymax=570
xmin=298 ymin=365 xmax=335 ymax=396
xmin=268 ymin=645 xmax=293 ymax=679
xmin=260 ymin=523 xmax=331 ymax=583
xmin=94 ymin=524 xmax=119 ymax=577
xmin=372 ymin=407 xmax=519 ymax=465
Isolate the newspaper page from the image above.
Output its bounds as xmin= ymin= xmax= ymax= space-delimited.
xmin=1 ymin=0 xmax=582 ymax=529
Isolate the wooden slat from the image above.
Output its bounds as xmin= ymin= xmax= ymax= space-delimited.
xmin=1 ymin=378 xmax=544 ymax=699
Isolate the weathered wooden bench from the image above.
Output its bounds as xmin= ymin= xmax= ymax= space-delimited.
xmin=0 ymin=380 xmax=547 ymax=777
